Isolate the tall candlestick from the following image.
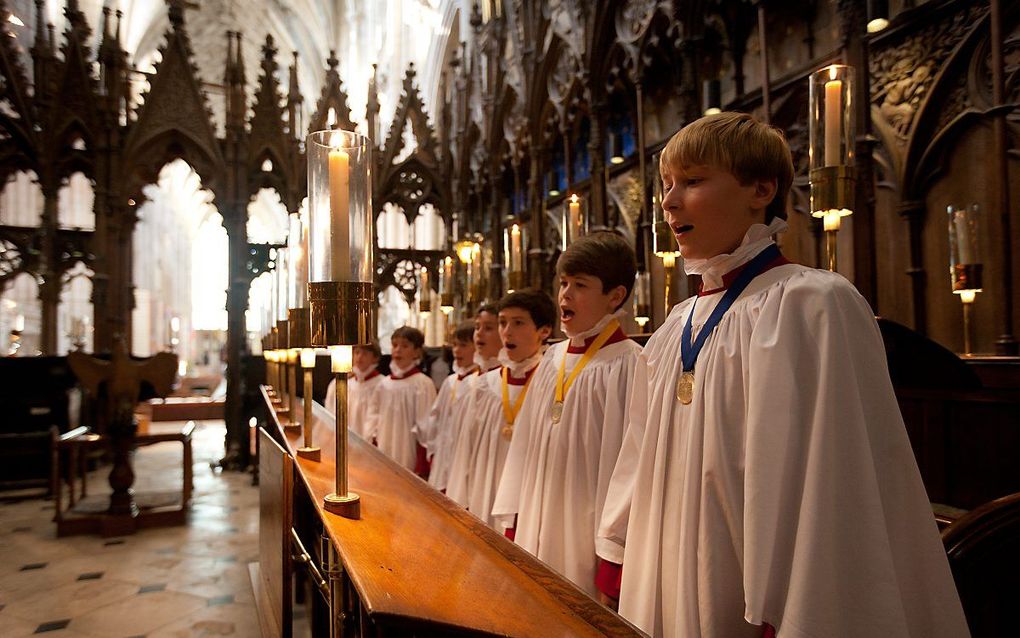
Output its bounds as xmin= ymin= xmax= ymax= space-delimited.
xmin=824 ymin=74 xmax=842 ymax=167
xmin=329 ymin=148 xmax=350 ymax=280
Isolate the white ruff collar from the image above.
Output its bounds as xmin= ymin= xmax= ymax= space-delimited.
xmin=497 ymin=346 xmax=544 ymax=378
xmin=353 ymin=364 xmax=378 ymax=382
xmin=473 ymin=352 xmax=501 ymax=372
xmin=564 ymin=309 xmax=627 ymax=347
xmin=682 ymin=218 xmax=787 ymax=290
xmin=389 ymin=359 xmax=420 ymax=378
xmin=453 ymin=362 xmax=478 ymax=377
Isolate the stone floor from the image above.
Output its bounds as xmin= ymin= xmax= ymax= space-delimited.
xmin=0 ymin=421 xmax=260 ymax=637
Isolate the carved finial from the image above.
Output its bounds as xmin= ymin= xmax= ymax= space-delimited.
xmin=327 ymin=49 xmax=338 ymax=71
xmin=470 ymin=0 xmax=482 ymax=28
xmin=261 ymin=33 xmax=277 ymax=78
xmin=224 ymin=30 xmax=235 ymax=85
xmin=287 ymin=51 xmax=301 ymax=102
xmin=115 ymin=9 xmax=122 ymax=45
xmin=33 ymin=0 xmax=46 ymax=50
xmin=235 ymin=32 xmax=245 ymax=84
xmin=167 ymin=0 xmax=185 ymax=28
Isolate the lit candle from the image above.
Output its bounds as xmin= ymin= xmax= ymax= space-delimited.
xmin=330 ymin=345 xmax=353 ymax=373
xmin=442 ymin=257 xmax=453 ymax=294
xmin=568 ymin=194 xmax=582 ymax=243
xmin=420 ymin=266 xmax=430 ymax=300
xmin=14 ymin=314 xmax=24 ymax=331
xmin=510 ymin=224 xmax=522 ymax=271
xmin=328 ymin=146 xmax=351 ymax=280
xmin=824 ymin=68 xmax=842 ymax=167
xmin=823 ymin=209 xmax=842 ymax=232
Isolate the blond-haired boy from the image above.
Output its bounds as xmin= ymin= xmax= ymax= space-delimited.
xmin=596 ymin=112 xmax=968 ymax=638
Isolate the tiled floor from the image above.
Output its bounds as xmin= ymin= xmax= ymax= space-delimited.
xmin=0 ymin=421 xmax=260 ymax=637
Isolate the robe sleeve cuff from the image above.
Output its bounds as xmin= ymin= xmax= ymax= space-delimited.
xmin=595 ymin=537 xmax=626 ymax=565
xmin=595 ymin=559 xmax=622 ymax=600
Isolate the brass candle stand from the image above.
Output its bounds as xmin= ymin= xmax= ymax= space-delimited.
xmin=808 ymin=65 xmax=856 ymax=272
xmin=654 ymin=218 xmax=680 ymax=319
xmin=948 ymin=205 xmax=984 ymax=357
xmin=290 ymin=306 xmax=319 ymax=459
xmin=276 ymin=319 xmax=298 ymax=429
xmin=309 ymin=280 xmax=375 ymax=520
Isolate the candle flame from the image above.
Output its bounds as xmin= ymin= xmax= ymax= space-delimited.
xmin=569 ymin=193 xmax=579 ymax=204
xmin=828 ymin=65 xmax=839 ymax=81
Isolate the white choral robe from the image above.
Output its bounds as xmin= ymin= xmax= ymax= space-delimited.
xmin=323 ymin=367 xmax=383 ymax=440
xmin=597 ymin=220 xmax=969 ymax=638
xmin=448 ymin=350 xmax=542 ymax=526
xmin=492 ymin=313 xmax=640 ymax=596
xmin=372 ymin=365 xmax=437 ymax=472
xmin=414 ymin=364 xmax=477 ymax=491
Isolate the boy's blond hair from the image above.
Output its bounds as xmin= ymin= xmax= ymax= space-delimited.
xmin=660 ymin=111 xmax=793 ymax=223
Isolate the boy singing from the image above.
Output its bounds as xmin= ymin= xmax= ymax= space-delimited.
xmin=596 ymin=112 xmax=968 ymax=637
xmin=492 ymin=232 xmax=640 ymax=597
xmin=373 ymin=327 xmax=436 ymax=476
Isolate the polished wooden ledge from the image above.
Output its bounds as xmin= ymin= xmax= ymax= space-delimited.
xmin=261 ymin=385 xmax=643 ymax=637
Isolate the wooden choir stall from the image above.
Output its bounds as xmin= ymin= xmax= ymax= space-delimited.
xmin=253 ymin=385 xmax=643 ymax=638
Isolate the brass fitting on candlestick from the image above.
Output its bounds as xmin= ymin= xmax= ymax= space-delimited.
xmin=308 ymin=281 xmax=376 ymax=346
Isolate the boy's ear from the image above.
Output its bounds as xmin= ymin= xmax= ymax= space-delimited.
xmin=751 ymin=178 xmax=778 ymax=211
xmin=608 ymin=284 xmax=628 ymax=310
xmin=538 ymin=325 xmax=553 ymax=342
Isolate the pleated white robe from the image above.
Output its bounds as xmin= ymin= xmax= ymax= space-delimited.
xmin=415 ymin=370 xmax=475 ymax=491
xmin=445 ymin=368 xmax=501 ymax=508
xmin=597 ymin=264 xmax=970 ymax=638
xmin=323 ymin=371 xmax=383 ymax=440
xmin=492 ymin=332 xmax=641 ymax=596
xmin=372 ymin=372 xmax=436 ymax=471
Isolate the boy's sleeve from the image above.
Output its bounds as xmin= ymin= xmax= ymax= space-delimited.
xmin=740 ymin=275 xmax=968 ymax=637
xmin=414 ymin=376 xmax=450 ymax=452
xmin=596 ymin=348 xmax=649 ymax=564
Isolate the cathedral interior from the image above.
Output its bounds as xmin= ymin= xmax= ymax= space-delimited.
xmin=0 ymin=0 xmax=1017 ymax=636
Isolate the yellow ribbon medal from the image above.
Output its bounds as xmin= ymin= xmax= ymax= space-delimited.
xmin=552 ymin=319 xmax=621 ymax=424
xmin=501 ymin=367 xmax=534 ymax=440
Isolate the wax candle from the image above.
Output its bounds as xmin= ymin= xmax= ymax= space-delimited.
xmin=824 ymin=71 xmax=842 ymax=167
xmin=823 ymin=209 xmax=841 ymax=231
xmin=328 ymin=147 xmax=351 ymax=280
xmin=569 ymin=194 xmax=582 ymax=242
xmin=510 ymin=224 xmax=522 ymax=271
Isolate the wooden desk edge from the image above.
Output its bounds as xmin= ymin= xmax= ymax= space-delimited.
xmin=259 ymin=385 xmax=643 ymax=638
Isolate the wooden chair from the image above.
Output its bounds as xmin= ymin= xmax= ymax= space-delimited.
xmin=942 ymin=492 xmax=1020 ymax=637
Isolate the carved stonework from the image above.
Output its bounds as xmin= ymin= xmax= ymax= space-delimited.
xmin=616 ymin=0 xmax=659 ymax=44
xmin=870 ymin=4 xmax=987 ymax=142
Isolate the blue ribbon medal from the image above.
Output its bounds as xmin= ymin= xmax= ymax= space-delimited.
xmin=677 ymin=244 xmax=782 ymax=404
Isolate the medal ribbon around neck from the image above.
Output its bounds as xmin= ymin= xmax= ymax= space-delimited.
xmin=553 ymin=318 xmax=621 ymax=421
xmin=679 ymin=244 xmax=781 ymax=404
xmin=501 ymin=367 xmax=535 ymax=438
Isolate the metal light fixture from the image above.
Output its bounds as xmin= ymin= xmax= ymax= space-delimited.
xmin=652 ymin=155 xmax=681 ymax=316
xmin=547 ymin=168 xmax=561 ymax=198
xmin=703 ymin=79 xmax=722 ymax=116
xmin=609 ymin=131 xmax=625 ymax=165
xmin=867 ymin=0 xmax=889 ymax=33
xmin=948 ymin=204 xmax=983 ymax=355
xmin=634 ymin=271 xmax=651 ymax=331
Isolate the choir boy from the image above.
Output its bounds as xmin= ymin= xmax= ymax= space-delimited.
xmin=372 ymin=327 xmax=436 ymax=476
xmin=446 ymin=289 xmax=555 ymax=526
xmin=491 ymin=232 xmax=641 ymax=597
xmin=595 ymin=111 xmax=968 ymax=637
xmin=324 ymin=343 xmax=383 ymax=440
xmin=416 ymin=322 xmax=477 ymax=491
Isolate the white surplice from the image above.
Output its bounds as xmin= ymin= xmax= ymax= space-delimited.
xmin=447 ymin=350 xmax=542 ymax=526
xmin=597 ymin=221 xmax=969 ymax=638
xmin=372 ymin=365 xmax=437 ymax=471
xmin=414 ymin=364 xmax=477 ymax=491
xmin=492 ymin=314 xmax=641 ymax=596
xmin=323 ymin=367 xmax=384 ymax=440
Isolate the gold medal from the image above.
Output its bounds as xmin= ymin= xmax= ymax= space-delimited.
xmin=501 ymin=425 xmax=514 ymax=440
xmin=676 ymin=371 xmax=695 ymax=405
xmin=551 ymin=400 xmax=564 ymax=423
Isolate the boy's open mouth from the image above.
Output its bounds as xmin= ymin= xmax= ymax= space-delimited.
xmin=673 ymin=224 xmax=694 ymax=236
xmin=560 ymin=307 xmax=575 ymax=323
xmin=504 ymin=342 xmax=517 ymax=350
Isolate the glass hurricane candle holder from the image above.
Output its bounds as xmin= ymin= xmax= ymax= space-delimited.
xmin=306 ymin=129 xmax=374 ymax=519
xmin=634 ymin=271 xmax=651 ymax=331
xmin=809 ymin=64 xmax=856 ymax=271
xmin=948 ymin=204 xmax=983 ymax=355
xmin=504 ymin=223 xmax=527 ymax=293
xmin=439 ymin=256 xmax=455 ymax=313
xmin=561 ymin=194 xmax=586 ymax=249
